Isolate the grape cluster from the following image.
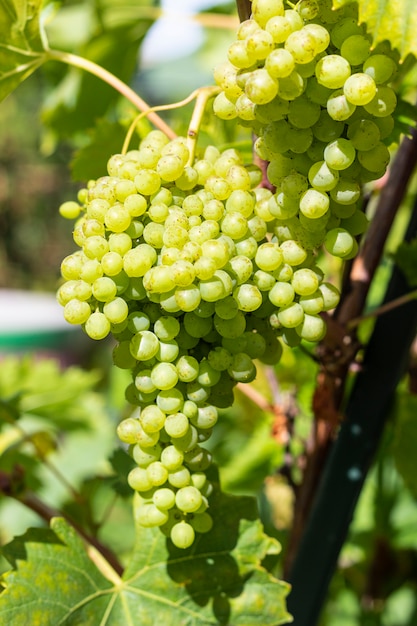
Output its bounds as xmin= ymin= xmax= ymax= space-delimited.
xmin=58 ymin=131 xmax=340 ymax=547
xmin=214 ymin=0 xmax=398 ymax=261
xmin=57 ymin=0 xmax=398 ymax=550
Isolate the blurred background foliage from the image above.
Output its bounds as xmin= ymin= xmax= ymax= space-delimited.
xmin=1 ymin=1 xmax=417 ymax=624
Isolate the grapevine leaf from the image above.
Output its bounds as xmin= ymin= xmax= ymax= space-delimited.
xmin=333 ymin=0 xmax=417 ymax=60
xmin=42 ymin=4 xmax=155 ymax=136
xmin=0 ymin=486 xmax=291 ymax=625
xmin=392 ymin=392 xmax=417 ymax=500
xmin=0 ymin=518 xmax=115 ymax=625
xmin=0 ymin=0 xmax=47 ymax=101
xmin=70 ymin=118 xmax=128 ymax=181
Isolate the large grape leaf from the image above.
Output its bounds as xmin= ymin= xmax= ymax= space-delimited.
xmin=0 ymin=0 xmax=48 ymax=101
xmin=333 ymin=0 xmax=417 ymax=60
xmin=0 ymin=487 xmax=292 ymax=625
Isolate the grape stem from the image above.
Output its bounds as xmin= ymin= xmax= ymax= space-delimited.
xmin=121 ymin=88 xmax=204 ymax=154
xmin=236 ymin=0 xmax=252 ymax=21
xmin=46 ymin=49 xmax=176 ymax=139
xmin=186 ymin=86 xmax=221 ymax=165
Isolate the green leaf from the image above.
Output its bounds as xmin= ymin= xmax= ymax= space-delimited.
xmin=42 ymin=2 xmax=155 ymax=136
xmin=333 ymin=0 xmax=417 ymax=60
xmin=0 ymin=518 xmax=114 ymax=625
xmin=70 ymin=118 xmax=128 ymax=181
xmin=0 ymin=0 xmax=47 ymax=101
xmin=0 ymin=484 xmax=292 ymax=625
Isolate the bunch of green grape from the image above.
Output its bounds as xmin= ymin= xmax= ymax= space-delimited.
xmin=213 ymin=0 xmax=398 ymax=260
xmin=57 ymin=128 xmax=340 ymax=548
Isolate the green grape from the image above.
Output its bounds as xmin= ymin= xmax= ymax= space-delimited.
xmin=326 ymin=90 xmax=356 ymax=121
xmin=280 ymin=240 xmax=308 ymax=265
xmin=340 ymin=35 xmax=371 ymax=66
xmin=170 ymin=521 xmax=195 ymax=549
xmin=324 ymin=227 xmax=355 ymax=257
xmin=330 ymin=179 xmax=361 ymax=205
xmin=299 ymin=189 xmax=330 ymax=219
xmin=363 ymin=86 xmax=397 ymax=117
xmin=59 ymin=200 xmax=82 ymax=220
xmin=319 ymin=282 xmax=341 ymax=310
xmin=343 ymin=73 xmax=377 ymax=106
xmin=130 ymin=330 xmax=160 ymax=361
xmin=245 ymin=69 xmax=278 ymax=105
xmin=147 ymin=461 xmax=169 ymax=486
xmin=161 ymin=445 xmax=184 ymax=471
xmin=153 ymin=488 xmax=176 ymax=510
xmin=214 ymin=311 xmax=246 ymax=339
xmin=303 ymin=23 xmax=330 ymax=53
xmin=139 ymin=404 xmax=166 ymax=434
xmin=233 ymin=284 xmax=263 ymax=312
xmin=291 ymin=268 xmax=320 ymax=296
xmin=101 ymin=251 xmax=124 ymax=276
xmin=341 ymin=210 xmax=369 ymax=236
xmin=347 ymin=118 xmax=380 ymax=151
xmin=192 ymin=405 xmax=219 ymax=430
xmin=135 ymin=369 xmax=157 ymax=394
xmin=246 ymin=28 xmax=275 ymax=61
xmin=197 ymin=360 xmax=222 ymax=387
xmin=132 ymin=443 xmax=162 ymax=468
xmin=83 ymin=235 xmax=109 ymax=260
xmin=330 ymin=17 xmax=363 ymax=49
xmin=175 ymin=486 xmax=203 ymax=513
xmin=128 ymin=467 xmax=153 ymax=492
xmin=315 ymin=55 xmax=351 ymax=89
xmin=84 ymin=311 xmax=111 ymax=340
xmin=255 ymin=242 xmax=283 ymax=271
xmin=151 ymin=362 xmax=179 ymax=390
xmin=190 ymin=512 xmax=213 ymax=534
xmin=284 ymin=28 xmax=318 ymax=64
xmin=363 ymin=54 xmax=397 ymax=84
xmin=277 ymin=302 xmax=305 ymax=328
xmin=156 ymin=339 xmax=179 ymax=363
xmin=357 ymin=142 xmax=390 ymax=173
xmin=277 ymin=71 xmax=305 ymax=101
xmin=143 ymin=266 xmax=177 ymax=294
xmin=265 ymin=48 xmax=295 ymax=78
xmin=63 ymin=299 xmax=91 ymax=325
xmin=228 ymin=352 xmax=257 ymax=383
xmin=168 ymin=466 xmax=191 ymax=488
xmin=157 ymin=388 xmax=184 ymax=414
xmin=324 ymin=138 xmax=356 ymax=170
xmin=252 ymin=0 xmax=285 ymax=26
xmin=135 ymin=503 xmax=169 ymax=528
xmin=176 ymin=355 xmax=199 ymax=382
xmin=164 ymin=412 xmax=190 ymax=438
xmin=153 ymin=316 xmax=180 ymax=341
xmin=296 ymin=313 xmax=326 ymax=341
xmin=103 ymin=297 xmax=129 ymax=324
xmin=308 ymin=161 xmax=339 ymax=191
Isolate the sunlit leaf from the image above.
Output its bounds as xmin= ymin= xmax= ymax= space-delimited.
xmin=333 ymin=0 xmax=417 ymax=60
xmin=0 ymin=483 xmax=292 ymax=625
xmin=0 ymin=0 xmax=47 ymax=101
